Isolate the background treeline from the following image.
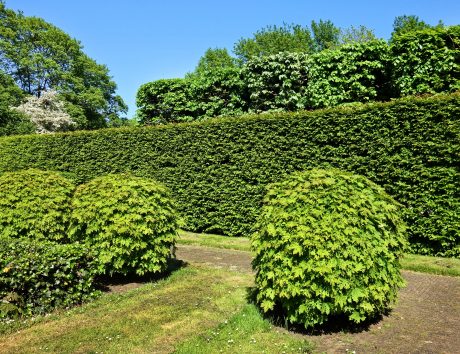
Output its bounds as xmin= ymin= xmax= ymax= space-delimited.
xmin=0 ymin=1 xmax=129 ymax=136
xmin=137 ymin=21 xmax=460 ymax=124
xmin=1 ymin=93 xmax=458 ymax=257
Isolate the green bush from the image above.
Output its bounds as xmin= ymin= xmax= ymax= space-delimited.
xmin=190 ymin=67 xmax=248 ymax=119
xmin=0 ymin=94 xmax=458 ymax=256
xmin=0 ymin=237 xmax=99 ymax=317
xmin=251 ymin=169 xmax=408 ymax=328
xmin=306 ymin=40 xmax=392 ymax=108
xmin=0 ymin=169 xmax=75 ymax=241
xmin=243 ymin=52 xmax=310 ymax=112
xmin=69 ymin=174 xmax=179 ymax=276
xmin=136 ymin=78 xmax=196 ymax=125
xmin=391 ymin=26 xmax=460 ymax=96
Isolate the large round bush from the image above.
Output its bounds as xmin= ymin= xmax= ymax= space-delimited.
xmin=251 ymin=168 xmax=408 ymax=328
xmin=69 ymin=174 xmax=179 ymax=276
xmin=0 ymin=169 xmax=75 ymax=241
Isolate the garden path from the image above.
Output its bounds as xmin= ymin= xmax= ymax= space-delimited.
xmin=176 ymin=244 xmax=460 ymax=354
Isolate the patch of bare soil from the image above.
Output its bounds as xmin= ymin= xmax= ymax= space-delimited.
xmin=176 ymin=244 xmax=460 ymax=354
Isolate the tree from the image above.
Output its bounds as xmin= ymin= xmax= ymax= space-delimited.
xmin=233 ymin=23 xmax=314 ymax=62
xmin=188 ymin=48 xmax=237 ymax=78
xmin=0 ymin=2 xmax=127 ymax=129
xmin=340 ymin=25 xmax=377 ymax=45
xmin=0 ymin=69 xmax=34 ymax=136
xmin=391 ymin=15 xmax=432 ymax=38
xmin=14 ymin=90 xmax=76 ymax=133
xmin=311 ymin=19 xmax=341 ymax=51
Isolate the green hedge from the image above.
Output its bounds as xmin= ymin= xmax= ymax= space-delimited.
xmin=137 ymin=27 xmax=460 ymax=123
xmin=0 ymin=237 xmax=99 ymax=317
xmin=391 ymin=26 xmax=460 ymax=96
xmin=0 ymin=93 xmax=459 ymax=256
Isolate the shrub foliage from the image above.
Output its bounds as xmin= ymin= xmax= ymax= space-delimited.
xmin=0 ymin=237 xmax=99 ymax=318
xmin=0 ymin=169 xmax=75 ymax=241
xmin=391 ymin=26 xmax=460 ymax=96
xmin=306 ymin=40 xmax=391 ymax=108
xmin=242 ymin=52 xmax=310 ymax=112
xmin=251 ymin=169 xmax=407 ymax=328
xmin=0 ymin=94 xmax=458 ymax=256
xmin=137 ymin=27 xmax=460 ymax=122
xmin=69 ymin=174 xmax=179 ymax=275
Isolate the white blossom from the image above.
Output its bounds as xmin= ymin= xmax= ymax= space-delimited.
xmin=14 ymin=91 xmax=76 ymax=134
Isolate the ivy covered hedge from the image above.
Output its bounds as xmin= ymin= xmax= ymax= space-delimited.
xmin=0 ymin=93 xmax=458 ymax=256
xmin=0 ymin=237 xmax=99 ymax=317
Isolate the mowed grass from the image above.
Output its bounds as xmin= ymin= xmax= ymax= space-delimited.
xmin=175 ymin=304 xmax=312 ymax=353
xmin=178 ymin=231 xmax=460 ymax=277
xmin=0 ymin=265 xmax=311 ymax=354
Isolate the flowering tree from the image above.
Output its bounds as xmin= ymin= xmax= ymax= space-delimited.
xmin=14 ymin=91 xmax=76 ymax=134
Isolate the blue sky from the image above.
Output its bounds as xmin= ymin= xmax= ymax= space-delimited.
xmin=4 ymin=0 xmax=460 ymax=118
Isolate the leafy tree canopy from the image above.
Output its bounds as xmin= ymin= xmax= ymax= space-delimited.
xmin=232 ymin=20 xmax=376 ymax=62
xmin=0 ymin=69 xmax=33 ymax=136
xmin=311 ymin=19 xmax=341 ymax=51
xmin=391 ymin=15 xmax=442 ymax=39
xmin=339 ymin=25 xmax=377 ymax=45
xmin=233 ymin=23 xmax=314 ymax=62
xmin=0 ymin=1 xmax=127 ymax=129
xmin=187 ymin=48 xmax=237 ymax=78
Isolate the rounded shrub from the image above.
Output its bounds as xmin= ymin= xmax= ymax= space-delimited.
xmin=0 ymin=169 xmax=75 ymax=241
xmin=0 ymin=237 xmax=99 ymax=318
xmin=69 ymin=174 xmax=179 ymax=276
xmin=251 ymin=168 xmax=408 ymax=328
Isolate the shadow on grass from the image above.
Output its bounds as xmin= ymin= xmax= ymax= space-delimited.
xmin=96 ymin=257 xmax=187 ymax=293
xmin=245 ymin=286 xmax=389 ymax=335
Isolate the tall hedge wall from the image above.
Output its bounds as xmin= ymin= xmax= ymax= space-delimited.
xmin=0 ymin=93 xmax=459 ymax=256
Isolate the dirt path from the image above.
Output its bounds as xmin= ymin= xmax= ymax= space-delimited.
xmin=176 ymin=244 xmax=460 ymax=354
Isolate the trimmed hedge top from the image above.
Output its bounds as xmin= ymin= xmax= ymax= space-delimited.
xmin=0 ymin=93 xmax=459 ymax=256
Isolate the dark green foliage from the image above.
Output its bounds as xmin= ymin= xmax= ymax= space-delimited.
xmin=306 ymin=40 xmax=392 ymax=108
xmin=69 ymin=174 xmax=179 ymax=276
xmin=391 ymin=26 xmax=460 ymax=96
xmin=0 ymin=94 xmax=458 ymax=256
xmin=243 ymin=52 xmax=309 ymax=112
xmin=190 ymin=67 xmax=248 ymax=119
xmin=136 ymin=78 xmax=195 ymax=124
xmin=136 ymin=70 xmax=247 ymax=123
xmin=251 ymin=169 xmax=407 ymax=328
xmin=0 ymin=70 xmax=35 ymax=136
xmin=0 ymin=237 xmax=99 ymax=317
xmin=0 ymin=169 xmax=75 ymax=241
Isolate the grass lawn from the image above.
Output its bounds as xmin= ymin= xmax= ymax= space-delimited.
xmin=178 ymin=231 xmax=460 ymax=277
xmin=0 ymin=265 xmax=311 ymax=354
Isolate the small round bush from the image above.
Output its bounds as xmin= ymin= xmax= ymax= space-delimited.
xmin=69 ymin=174 xmax=179 ymax=276
xmin=0 ymin=237 xmax=99 ymax=318
xmin=251 ymin=168 xmax=408 ymax=328
xmin=0 ymin=169 xmax=75 ymax=241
